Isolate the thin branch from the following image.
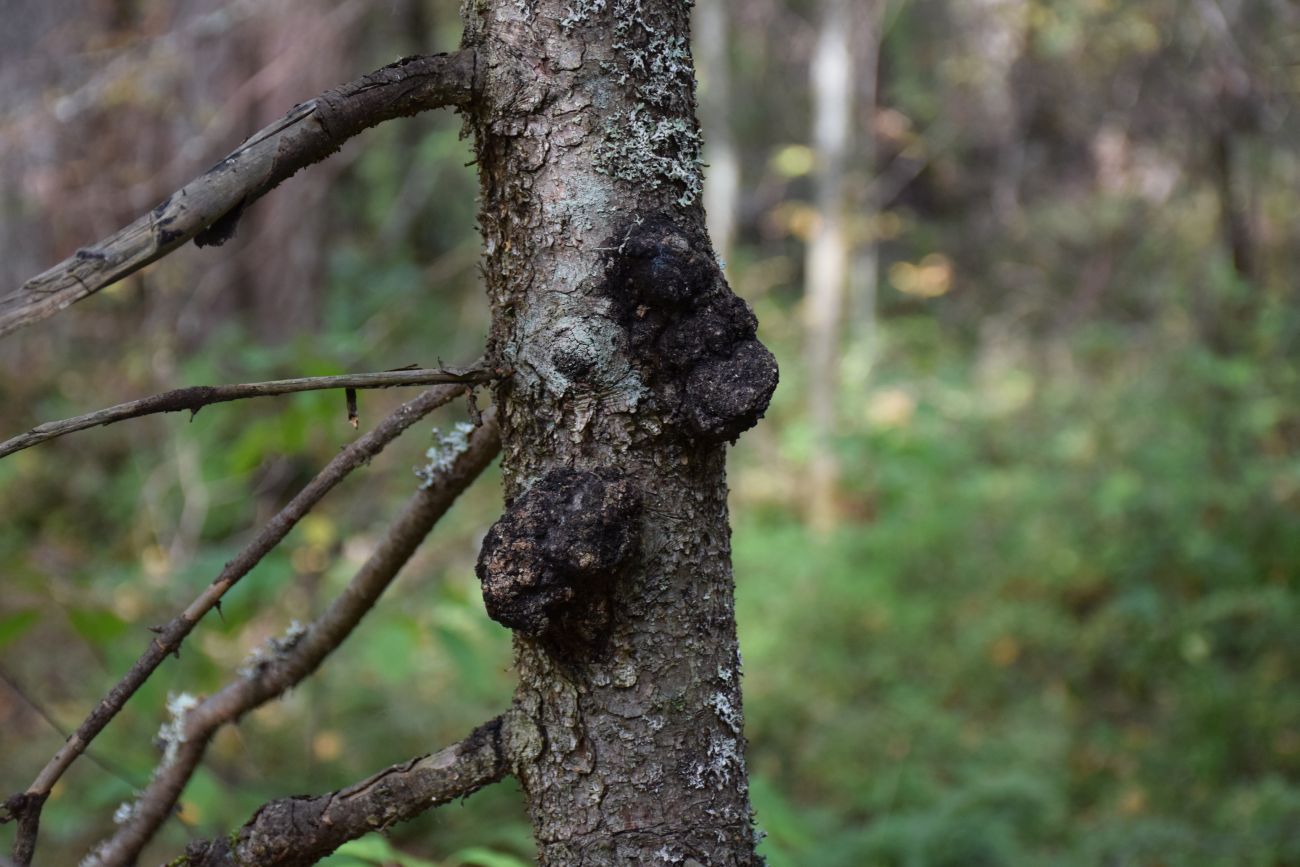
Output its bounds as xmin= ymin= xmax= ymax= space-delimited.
xmin=0 ymin=364 xmax=493 ymax=459
xmin=0 ymin=50 xmax=479 ymax=338
xmin=84 ymin=411 xmax=501 ymax=867
xmin=181 ymin=716 xmax=512 ymax=867
xmin=2 ymin=382 xmax=471 ymax=866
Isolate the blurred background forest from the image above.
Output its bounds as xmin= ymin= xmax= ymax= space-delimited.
xmin=2 ymin=0 xmax=1299 ymax=864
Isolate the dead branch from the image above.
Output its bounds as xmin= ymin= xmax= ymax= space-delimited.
xmin=0 ymin=50 xmax=478 ymax=338
xmin=2 ymin=382 xmax=470 ymax=866
xmin=84 ymin=411 xmax=501 ymax=867
xmin=0 ymin=364 xmax=492 ymax=459
xmin=181 ymin=716 xmax=512 ymax=867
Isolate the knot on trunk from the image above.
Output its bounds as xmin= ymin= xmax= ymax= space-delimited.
xmin=477 ymin=468 xmax=642 ymax=638
xmin=604 ymin=215 xmax=778 ymax=443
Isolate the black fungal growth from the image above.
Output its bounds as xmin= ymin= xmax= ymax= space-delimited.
xmin=604 ymin=215 xmax=778 ymax=442
xmin=476 ymin=468 xmax=642 ymax=639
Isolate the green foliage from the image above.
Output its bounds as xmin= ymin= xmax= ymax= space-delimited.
xmin=732 ymin=302 xmax=1300 ymax=865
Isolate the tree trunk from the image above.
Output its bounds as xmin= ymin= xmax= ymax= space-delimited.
xmin=696 ymin=0 xmax=740 ymax=264
xmin=951 ymin=0 xmax=1028 ymax=221
xmin=850 ymin=3 xmax=883 ymax=361
xmin=803 ymin=0 xmax=854 ymax=535
xmin=465 ymin=0 xmax=776 ymax=863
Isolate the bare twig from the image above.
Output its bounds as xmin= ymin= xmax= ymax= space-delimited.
xmin=85 ymin=412 xmax=501 ymax=867
xmin=181 ymin=716 xmax=512 ymax=867
xmin=1 ymin=382 xmax=470 ymax=866
xmin=0 ymin=50 xmax=479 ymax=338
xmin=0 ymin=364 xmax=492 ymax=459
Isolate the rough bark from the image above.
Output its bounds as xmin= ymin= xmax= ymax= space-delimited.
xmin=3 ymin=3 xmax=773 ymax=863
xmin=464 ymin=0 xmax=774 ymax=862
xmin=181 ymin=717 xmax=512 ymax=867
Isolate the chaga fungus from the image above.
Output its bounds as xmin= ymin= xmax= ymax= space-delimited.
xmin=684 ymin=340 xmax=780 ymax=442
xmin=476 ymin=468 xmax=642 ymax=637
xmin=604 ymin=215 xmax=778 ymax=443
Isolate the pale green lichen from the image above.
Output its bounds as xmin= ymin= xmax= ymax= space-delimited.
xmin=157 ymin=692 xmax=199 ymax=769
xmin=621 ymin=32 xmax=692 ymax=105
xmin=415 ymin=422 xmax=475 ymax=488
xmin=654 ymin=844 xmax=686 ymax=863
xmin=684 ymin=731 xmax=747 ymax=791
xmin=595 ymin=107 xmax=702 ymax=206
xmin=237 ymin=619 xmax=307 ymax=677
xmin=708 ymin=690 xmax=742 ymax=734
xmin=559 ymin=0 xmax=607 ymax=28
xmin=113 ymin=799 xmax=139 ymax=825
xmin=563 ymin=0 xmax=704 ymax=203
xmin=707 ymin=731 xmax=746 ymax=788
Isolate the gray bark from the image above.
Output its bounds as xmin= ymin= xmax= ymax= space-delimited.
xmin=181 ymin=717 xmax=512 ymax=867
xmin=464 ymin=0 xmax=774 ymax=862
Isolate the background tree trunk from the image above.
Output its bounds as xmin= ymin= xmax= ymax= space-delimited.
xmin=465 ymin=0 xmax=773 ymax=862
xmin=696 ymin=0 xmax=740 ymax=266
xmin=849 ymin=3 xmax=884 ymax=367
xmin=803 ymin=0 xmax=854 ymax=535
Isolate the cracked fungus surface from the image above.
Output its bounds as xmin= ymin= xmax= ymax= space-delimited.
xmin=603 ymin=215 xmax=778 ymax=442
xmin=476 ymin=467 xmax=643 ymax=637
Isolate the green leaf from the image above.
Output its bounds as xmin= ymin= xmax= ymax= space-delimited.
xmin=446 ymin=847 xmax=531 ymax=867
xmin=328 ymin=836 xmax=441 ymax=866
xmin=66 ymin=607 xmax=128 ymax=643
xmin=0 ymin=610 xmax=39 ymax=649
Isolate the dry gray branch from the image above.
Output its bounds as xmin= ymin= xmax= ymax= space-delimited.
xmin=0 ymin=364 xmax=493 ymax=459
xmin=84 ymin=411 xmax=501 ymax=867
xmin=0 ymin=50 xmax=478 ymax=338
xmin=2 ymin=382 xmax=471 ymax=866
xmin=181 ymin=716 xmax=511 ymax=867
